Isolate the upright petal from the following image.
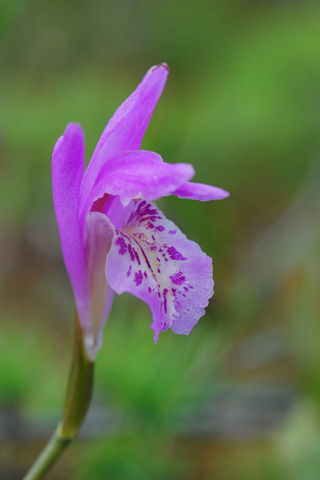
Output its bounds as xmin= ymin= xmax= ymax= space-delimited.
xmin=52 ymin=123 xmax=91 ymax=329
xmin=80 ymin=150 xmax=194 ymax=221
xmin=106 ymin=200 xmax=213 ymax=342
xmin=80 ymin=64 xmax=169 ymax=209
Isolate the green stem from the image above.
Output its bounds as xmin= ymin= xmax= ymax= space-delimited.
xmin=22 ymin=426 xmax=72 ymax=480
xmin=23 ymin=315 xmax=94 ymax=480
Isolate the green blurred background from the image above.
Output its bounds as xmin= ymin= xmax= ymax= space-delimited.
xmin=1 ymin=0 xmax=320 ymax=478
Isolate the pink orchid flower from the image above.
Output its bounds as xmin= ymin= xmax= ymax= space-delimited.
xmin=52 ymin=64 xmax=229 ymax=359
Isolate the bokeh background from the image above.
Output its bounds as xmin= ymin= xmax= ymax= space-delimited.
xmin=1 ymin=0 xmax=320 ymax=478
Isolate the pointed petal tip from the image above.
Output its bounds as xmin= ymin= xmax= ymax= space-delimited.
xmin=64 ymin=122 xmax=84 ymax=135
xmin=59 ymin=123 xmax=85 ymax=149
xmin=53 ymin=124 xmax=84 ymax=154
xmin=152 ymin=325 xmax=159 ymax=344
xmin=173 ymin=182 xmax=230 ymax=201
xmin=147 ymin=63 xmax=170 ymax=82
xmin=150 ymin=62 xmax=170 ymax=73
xmin=218 ymin=188 xmax=230 ymax=199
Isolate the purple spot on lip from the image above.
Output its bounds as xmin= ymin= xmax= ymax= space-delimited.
xmin=134 ymin=249 xmax=141 ymax=265
xmin=156 ymin=225 xmax=165 ymax=232
xmin=169 ymin=230 xmax=176 ymax=235
xmin=167 ymin=246 xmax=187 ymax=260
xmin=128 ymin=244 xmax=135 ymax=262
xmin=133 ymin=238 xmax=152 ymax=270
xmin=163 ymin=288 xmax=168 ymax=313
xmin=134 ymin=270 xmax=143 ymax=286
xmin=127 ymin=265 xmax=132 ymax=277
xmin=115 ymin=237 xmax=127 ymax=255
xmin=170 ymin=271 xmax=186 ymax=285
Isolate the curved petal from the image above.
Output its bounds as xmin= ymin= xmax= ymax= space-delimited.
xmin=80 ymin=150 xmax=194 ymax=222
xmin=84 ymin=212 xmax=115 ymax=358
xmin=172 ymin=181 xmax=230 ymax=200
xmin=106 ymin=200 xmax=213 ymax=342
xmin=80 ymin=64 xmax=169 ymax=209
xmin=92 ymin=194 xmax=129 ymax=230
xmin=52 ymin=124 xmax=91 ymax=328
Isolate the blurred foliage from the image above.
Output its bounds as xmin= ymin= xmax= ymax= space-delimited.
xmin=95 ymin=305 xmax=223 ymax=428
xmin=0 ymin=316 xmax=55 ymax=405
xmin=0 ymin=312 xmax=67 ymax=410
xmin=72 ymin=434 xmax=185 ymax=480
xmin=1 ymin=0 xmax=320 ymax=479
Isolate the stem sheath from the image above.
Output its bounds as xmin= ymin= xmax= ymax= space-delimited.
xmin=22 ymin=315 xmax=94 ymax=480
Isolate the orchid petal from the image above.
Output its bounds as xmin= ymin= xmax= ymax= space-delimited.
xmin=80 ymin=150 xmax=194 ymax=220
xmin=84 ymin=212 xmax=115 ymax=357
xmin=93 ymin=194 xmax=129 ymax=230
xmin=52 ymin=123 xmax=91 ymax=328
xmin=173 ymin=181 xmax=230 ymax=200
xmin=81 ymin=64 xmax=169 ymax=208
xmin=106 ymin=200 xmax=213 ymax=342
